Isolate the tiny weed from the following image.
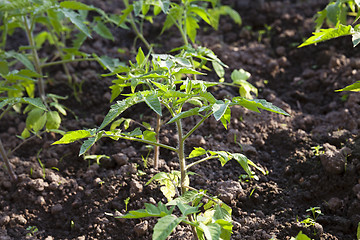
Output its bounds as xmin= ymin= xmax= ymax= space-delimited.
xmin=311 ymin=145 xmax=324 ymax=157
xmin=124 ymin=197 xmax=130 ymax=212
xmin=26 ymin=226 xmax=38 ymax=237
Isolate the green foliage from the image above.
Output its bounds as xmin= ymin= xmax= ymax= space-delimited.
xmin=50 ymin=1 xmax=289 ymax=239
xmin=290 ymin=231 xmax=312 ymax=240
xmin=301 ymin=1 xmax=360 ymax=92
xmin=53 ymin=44 xmax=289 ymax=239
xmin=300 ymin=1 xmax=360 ymax=47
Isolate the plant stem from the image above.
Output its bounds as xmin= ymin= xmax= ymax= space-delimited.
xmin=40 ymin=58 xmax=96 ymax=68
xmin=183 ymin=111 xmax=212 ymax=141
xmin=0 ymin=139 xmax=17 ymax=182
xmin=175 ymin=119 xmax=187 ymax=195
xmin=107 ymin=134 xmax=177 ymax=152
xmin=153 ymin=114 xmax=161 ymax=169
xmin=23 ymin=16 xmax=47 ymax=106
xmin=8 ymin=131 xmax=46 ymax=157
xmin=185 ymin=155 xmax=218 ymax=170
xmin=46 ymin=26 xmax=73 ymax=84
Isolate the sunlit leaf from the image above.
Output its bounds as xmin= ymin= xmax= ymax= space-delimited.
xmin=153 ymin=215 xmax=185 ymax=240
xmin=298 ymin=24 xmax=353 ymax=48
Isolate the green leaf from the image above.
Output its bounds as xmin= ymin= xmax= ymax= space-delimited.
xmin=59 ymin=8 xmax=91 ymax=38
xmin=121 ymin=202 xmax=173 ymax=219
xmin=93 ymin=53 xmax=123 ymax=72
xmin=21 ymin=128 xmax=31 ymax=139
xmin=212 ymin=61 xmax=224 ymax=78
xmin=357 ymin=222 xmax=360 ymax=240
xmin=93 ymin=21 xmax=114 ymax=41
xmin=167 ymin=190 xmax=200 ymax=206
xmin=52 ymin=130 xmax=92 ymax=145
xmin=336 ymin=81 xmax=360 ymax=92
xmin=189 ymin=6 xmax=211 ymax=25
xmin=220 ymin=107 xmax=231 ymax=129
xmin=176 ymin=201 xmax=199 ymax=216
xmin=189 ymin=147 xmax=207 ymax=158
xmin=212 ymin=100 xmax=230 ymax=121
xmin=5 ymin=51 xmax=35 ymax=72
xmin=186 ymin=16 xmax=199 ymax=43
xmin=231 ymin=153 xmax=252 ymax=177
xmin=290 ymin=231 xmax=311 ymax=240
xmin=0 ymin=61 xmax=9 ymax=75
xmin=46 ymin=111 xmax=61 ymax=130
xmin=136 ymin=47 xmax=146 ymax=66
xmin=98 ymin=92 xmax=144 ymax=130
xmin=353 ymin=30 xmax=360 ymax=47
xmin=144 ymin=93 xmax=162 ymax=116
xmin=298 ymin=24 xmax=353 ymax=48
xmin=143 ymin=130 xmax=156 ymax=142
xmin=60 ymin=1 xmax=94 ymax=10
xmin=79 ymin=137 xmax=96 ymax=156
xmin=199 ymin=222 xmax=221 ymax=240
xmin=167 ymin=107 xmax=200 ymax=124
xmin=153 ymin=215 xmax=185 ymax=240
xmin=232 ymin=97 xmax=290 ymax=116
xmin=221 ymin=6 xmax=241 ymax=25
xmin=326 ymin=1 xmax=341 ymax=26
xmin=26 ymin=108 xmax=46 ymax=132
xmin=22 ymin=97 xmax=47 ymax=110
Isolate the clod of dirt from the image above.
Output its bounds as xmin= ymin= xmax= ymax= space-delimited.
xmin=51 ymin=204 xmax=63 ymax=214
xmin=319 ymin=143 xmax=350 ymax=175
xmin=216 ymin=180 xmax=244 ymax=204
xmin=327 ymin=197 xmax=343 ymax=212
xmin=134 ymin=220 xmax=149 ymax=237
xmin=353 ymin=184 xmax=360 ymax=200
xmin=130 ymin=180 xmax=144 ymax=198
xmin=29 ymin=178 xmax=48 ymax=191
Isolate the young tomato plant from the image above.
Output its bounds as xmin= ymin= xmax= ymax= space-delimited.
xmin=110 ymin=0 xmax=247 ymax=169
xmin=53 ymin=50 xmax=289 ymax=239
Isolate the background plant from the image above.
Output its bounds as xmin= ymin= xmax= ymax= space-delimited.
xmin=0 ymin=0 xmax=119 ymax=182
xmin=299 ymin=0 xmax=360 ymax=91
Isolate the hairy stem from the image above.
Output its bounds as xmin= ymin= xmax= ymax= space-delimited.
xmin=23 ymin=16 xmax=47 ymax=106
xmin=0 ymin=139 xmax=17 ymax=182
xmin=175 ymin=119 xmax=187 ymax=195
xmin=183 ymin=111 xmax=212 ymax=141
xmin=106 ymin=134 xmax=177 ymax=152
xmin=41 ymin=58 xmax=96 ymax=68
xmin=8 ymin=131 xmax=46 ymax=157
xmin=185 ymin=155 xmax=218 ymax=170
xmin=153 ymin=114 xmax=161 ymax=169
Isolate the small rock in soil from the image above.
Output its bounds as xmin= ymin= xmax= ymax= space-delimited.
xmin=14 ymin=214 xmax=27 ymax=225
xmin=320 ymin=143 xmax=346 ymax=175
xmin=134 ymin=220 xmax=149 ymax=237
xmin=36 ymin=196 xmax=46 ymax=206
xmin=0 ymin=215 xmax=10 ymax=226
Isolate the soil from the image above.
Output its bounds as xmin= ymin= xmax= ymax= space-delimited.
xmin=1 ymin=0 xmax=360 ymax=239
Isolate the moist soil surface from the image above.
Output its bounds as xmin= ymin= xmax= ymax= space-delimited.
xmin=1 ymin=0 xmax=360 ymax=239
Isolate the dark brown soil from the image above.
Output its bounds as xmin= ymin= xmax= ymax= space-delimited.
xmin=1 ymin=0 xmax=360 ymax=239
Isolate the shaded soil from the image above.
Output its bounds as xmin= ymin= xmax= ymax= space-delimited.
xmin=1 ymin=0 xmax=360 ymax=239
